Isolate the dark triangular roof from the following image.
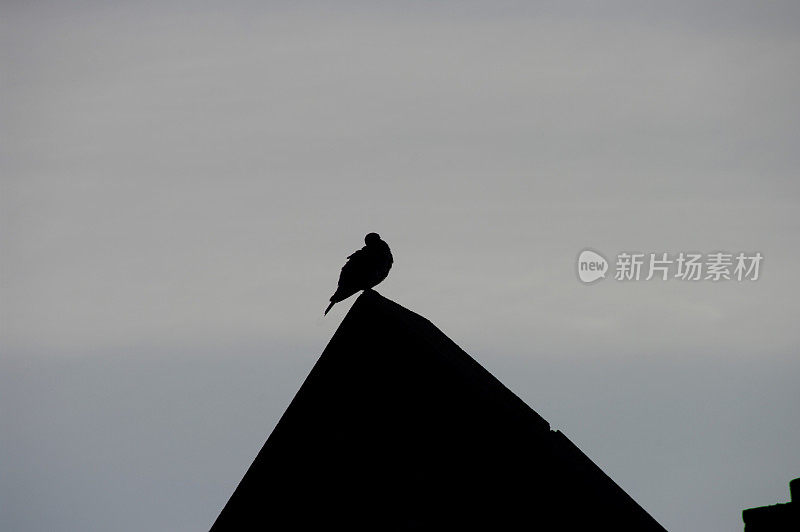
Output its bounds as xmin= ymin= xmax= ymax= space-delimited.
xmin=210 ymin=290 xmax=666 ymax=530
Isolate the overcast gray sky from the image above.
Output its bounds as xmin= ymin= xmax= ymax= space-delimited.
xmin=2 ymin=2 xmax=799 ymax=531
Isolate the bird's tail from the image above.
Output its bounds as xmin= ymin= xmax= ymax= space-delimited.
xmin=324 ymin=287 xmax=355 ymax=316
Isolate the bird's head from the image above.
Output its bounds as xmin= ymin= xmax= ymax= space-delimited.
xmin=365 ymin=232 xmax=381 ymax=246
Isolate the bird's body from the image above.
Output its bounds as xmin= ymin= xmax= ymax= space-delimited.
xmin=325 ymin=233 xmax=393 ymax=315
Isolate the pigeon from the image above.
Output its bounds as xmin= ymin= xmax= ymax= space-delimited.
xmin=325 ymin=233 xmax=393 ymax=315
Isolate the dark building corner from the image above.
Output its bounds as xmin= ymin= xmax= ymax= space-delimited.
xmin=743 ymin=478 xmax=799 ymax=531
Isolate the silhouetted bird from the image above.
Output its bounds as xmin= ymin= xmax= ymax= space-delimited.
xmin=325 ymin=233 xmax=393 ymax=315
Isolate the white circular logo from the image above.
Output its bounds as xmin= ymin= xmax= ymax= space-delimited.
xmin=577 ymin=249 xmax=608 ymax=283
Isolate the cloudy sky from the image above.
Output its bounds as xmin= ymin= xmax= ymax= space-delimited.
xmin=2 ymin=2 xmax=799 ymax=530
